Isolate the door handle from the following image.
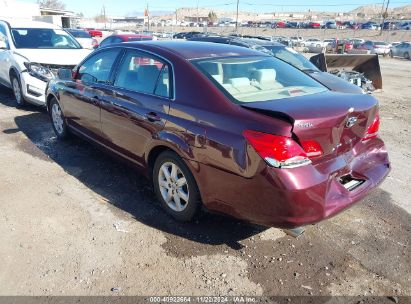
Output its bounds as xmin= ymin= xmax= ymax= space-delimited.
xmin=145 ymin=112 xmax=161 ymax=122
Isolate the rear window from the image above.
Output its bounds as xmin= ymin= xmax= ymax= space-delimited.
xmin=193 ymin=56 xmax=327 ymax=104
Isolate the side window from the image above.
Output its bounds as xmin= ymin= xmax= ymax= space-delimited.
xmin=77 ymin=49 xmax=120 ymax=84
xmin=114 ymin=50 xmax=171 ymax=98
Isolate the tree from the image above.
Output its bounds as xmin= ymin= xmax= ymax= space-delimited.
xmin=94 ymin=15 xmax=108 ymax=23
xmin=37 ymin=0 xmax=66 ymax=10
xmin=208 ymin=11 xmax=218 ymax=23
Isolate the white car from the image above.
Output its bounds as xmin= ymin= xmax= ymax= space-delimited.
xmin=0 ymin=20 xmax=91 ymax=107
xmin=66 ymin=28 xmax=98 ymax=49
xmin=302 ymin=38 xmax=327 ymax=48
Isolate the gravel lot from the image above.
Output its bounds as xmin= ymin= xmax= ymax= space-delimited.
xmin=0 ymin=57 xmax=410 ymax=298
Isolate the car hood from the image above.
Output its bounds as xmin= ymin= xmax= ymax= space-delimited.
xmin=13 ymin=48 xmax=91 ymax=66
xmin=308 ymin=71 xmax=364 ymax=94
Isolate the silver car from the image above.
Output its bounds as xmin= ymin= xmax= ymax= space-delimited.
xmin=390 ymin=42 xmax=411 ymax=60
xmin=360 ymin=41 xmax=390 ymax=56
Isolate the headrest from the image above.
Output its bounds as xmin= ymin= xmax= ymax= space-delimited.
xmin=227 ymin=77 xmax=250 ymax=87
xmin=253 ymin=69 xmax=277 ymax=83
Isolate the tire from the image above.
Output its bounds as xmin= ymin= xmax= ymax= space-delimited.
xmin=153 ymin=151 xmax=202 ymax=222
xmin=404 ymin=52 xmax=410 ymax=60
xmin=49 ymin=98 xmax=69 ymax=139
xmin=11 ymin=74 xmax=26 ymax=108
xmin=390 ymin=50 xmax=393 ymax=58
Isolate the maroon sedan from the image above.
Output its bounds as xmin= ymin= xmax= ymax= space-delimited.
xmin=46 ymin=42 xmax=390 ymax=228
xmin=98 ymin=34 xmax=153 ymax=48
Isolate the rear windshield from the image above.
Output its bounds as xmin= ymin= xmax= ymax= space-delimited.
xmin=68 ymin=30 xmax=91 ymax=38
xmin=193 ymin=56 xmax=327 ymax=104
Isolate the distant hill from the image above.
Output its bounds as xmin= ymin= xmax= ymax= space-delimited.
xmin=349 ymin=4 xmax=387 ymax=16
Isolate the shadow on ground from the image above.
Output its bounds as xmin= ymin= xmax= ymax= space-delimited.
xmin=2 ymin=97 xmax=266 ymax=248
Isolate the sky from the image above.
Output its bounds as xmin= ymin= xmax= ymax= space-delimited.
xmin=19 ymin=0 xmax=411 ymax=17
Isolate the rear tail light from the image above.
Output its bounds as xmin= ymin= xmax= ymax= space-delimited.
xmin=362 ymin=113 xmax=380 ymax=141
xmin=243 ymin=130 xmax=311 ymax=168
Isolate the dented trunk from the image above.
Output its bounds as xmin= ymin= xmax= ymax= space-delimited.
xmin=242 ymin=91 xmax=379 ymax=160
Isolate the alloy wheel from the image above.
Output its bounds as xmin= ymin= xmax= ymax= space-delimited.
xmin=158 ymin=161 xmax=189 ymax=212
xmin=51 ymin=103 xmax=64 ymax=135
xmin=12 ymin=78 xmax=22 ymax=105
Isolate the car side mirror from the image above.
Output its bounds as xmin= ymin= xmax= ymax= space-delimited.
xmin=0 ymin=40 xmax=8 ymax=50
xmin=57 ymin=68 xmax=73 ymax=80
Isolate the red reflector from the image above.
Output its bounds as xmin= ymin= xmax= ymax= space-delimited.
xmin=243 ymin=130 xmax=310 ymax=168
xmin=301 ymin=140 xmax=323 ymax=158
xmin=362 ymin=113 xmax=380 ymax=141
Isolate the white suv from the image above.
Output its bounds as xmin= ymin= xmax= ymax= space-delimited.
xmin=0 ymin=20 xmax=91 ymax=107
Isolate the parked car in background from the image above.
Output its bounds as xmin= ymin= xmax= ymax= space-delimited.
xmin=327 ymin=39 xmax=353 ymax=52
xmin=398 ymin=21 xmax=411 ymax=30
xmin=390 ymin=42 xmax=411 ymax=59
xmin=66 ymin=28 xmax=98 ymax=49
xmin=98 ymin=34 xmax=153 ymax=48
xmin=286 ymin=21 xmax=299 ymax=28
xmin=85 ymin=28 xmax=103 ymax=38
xmin=46 ymin=41 xmax=389 ymax=228
xmin=290 ymin=36 xmax=304 ymax=45
xmin=188 ymin=36 xmax=364 ymax=94
xmin=274 ymin=21 xmax=287 ymax=28
xmin=0 ymin=19 xmax=91 ymax=107
xmin=350 ymin=39 xmax=365 ymax=49
xmin=302 ymin=38 xmax=327 ymax=48
xmin=325 ymin=21 xmax=337 ymax=29
xmin=361 ymin=22 xmax=380 ymax=30
xmin=382 ymin=21 xmax=397 ymax=30
xmin=359 ymin=41 xmax=390 ymax=56
xmin=172 ymin=31 xmax=201 ymax=39
xmin=308 ymin=22 xmax=321 ymax=28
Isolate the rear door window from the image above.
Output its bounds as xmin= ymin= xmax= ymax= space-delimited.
xmin=113 ymin=50 xmax=171 ymax=98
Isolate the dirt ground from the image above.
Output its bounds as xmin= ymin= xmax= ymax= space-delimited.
xmin=0 ymin=57 xmax=410 ymax=299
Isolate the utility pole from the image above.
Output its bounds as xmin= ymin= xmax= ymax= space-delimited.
xmin=146 ymin=3 xmax=150 ymax=31
xmin=380 ymin=0 xmax=390 ymax=35
xmin=196 ymin=0 xmax=199 ymax=25
xmin=235 ymin=0 xmax=240 ymax=33
xmin=103 ymin=5 xmax=106 ymax=29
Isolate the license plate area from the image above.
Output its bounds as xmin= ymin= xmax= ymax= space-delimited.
xmin=339 ymin=175 xmax=365 ymax=191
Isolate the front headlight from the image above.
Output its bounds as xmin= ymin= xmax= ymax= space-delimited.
xmin=24 ymin=62 xmax=54 ymax=81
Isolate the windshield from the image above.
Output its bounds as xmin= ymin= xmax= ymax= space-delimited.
xmin=194 ymin=56 xmax=327 ymax=104
xmin=262 ymin=46 xmax=319 ymax=71
xmin=11 ymin=28 xmax=82 ymax=49
xmin=68 ymin=30 xmax=91 ymax=38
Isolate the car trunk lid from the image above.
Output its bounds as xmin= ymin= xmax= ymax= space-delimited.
xmin=241 ymin=91 xmax=379 ymax=161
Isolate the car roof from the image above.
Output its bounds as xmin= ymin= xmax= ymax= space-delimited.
xmin=120 ymin=41 xmax=268 ymax=60
xmin=1 ymin=19 xmax=61 ymax=29
xmin=116 ymin=34 xmax=152 ymax=39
